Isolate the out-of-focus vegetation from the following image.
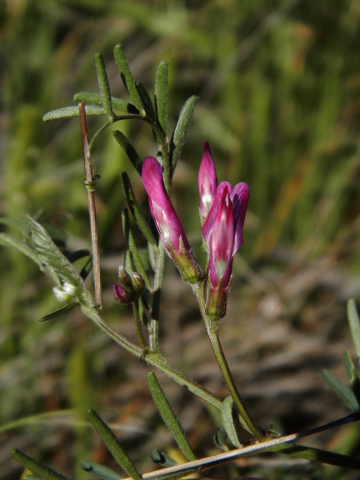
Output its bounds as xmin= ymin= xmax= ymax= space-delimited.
xmin=1 ymin=1 xmax=360 ymax=479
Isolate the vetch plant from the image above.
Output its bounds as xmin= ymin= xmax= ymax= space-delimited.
xmin=3 ymin=44 xmax=360 ymax=479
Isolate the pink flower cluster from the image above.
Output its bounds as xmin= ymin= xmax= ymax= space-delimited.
xmin=119 ymin=142 xmax=250 ymax=320
xmin=198 ymin=142 xmax=250 ymax=318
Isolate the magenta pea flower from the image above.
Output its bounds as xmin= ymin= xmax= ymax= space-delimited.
xmin=142 ymin=156 xmax=203 ymax=284
xmin=199 ymin=143 xmax=250 ymax=319
xmin=198 ymin=142 xmax=218 ymax=224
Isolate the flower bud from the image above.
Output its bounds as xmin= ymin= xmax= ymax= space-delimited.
xmin=118 ymin=265 xmax=133 ymax=289
xmin=113 ymin=283 xmax=136 ymax=304
xmin=142 ymin=156 xmax=203 ymax=284
xmin=114 ymin=268 xmax=146 ymax=304
xmin=198 ymin=141 xmax=217 ymax=224
xmin=131 ymin=272 xmax=146 ymax=295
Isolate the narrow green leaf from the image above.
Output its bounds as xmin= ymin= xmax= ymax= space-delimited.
xmin=140 ymin=249 xmax=150 ymax=272
xmin=348 ymin=299 xmax=360 ymax=361
xmin=139 ymin=295 xmax=150 ymax=325
xmin=155 ymin=61 xmax=169 ymax=135
xmin=148 ymin=241 xmax=158 ymax=271
xmin=148 ymin=372 xmax=197 ymax=462
xmin=321 ymin=369 xmax=359 ymax=411
xmin=343 ymin=350 xmax=360 ymax=405
xmin=86 ymin=409 xmax=141 ymax=480
xmin=28 ymin=217 xmax=82 ymax=286
xmin=124 ymin=250 xmax=134 ymax=275
xmin=81 ymin=459 xmax=122 ymax=479
xmin=0 ymin=216 xmax=30 ymax=235
xmin=113 ymin=44 xmax=144 ymax=112
xmin=170 ymin=95 xmax=198 ymax=176
xmin=136 ymin=81 xmax=163 ymax=146
xmin=39 ymin=304 xmax=76 ymax=322
xmin=94 ymin=53 xmax=113 ymax=119
xmin=220 ymin=396 xmax=241 ymax=448
xmin=0 ymin=233 xmax=42 ymax=267
xmin=74 ymin=92 xmax=138 ymax=113
xmin=12 ymin=449 xmax=70 ymax=480
xmin=121 ymin=172 xmax=157 ymax=246
xmin=25 ymin=475 xmax=42 ymax=480
xmin=150 ymin=449 xmax=178 ymax=467
xmin=121 ymin=209 xmax=152 ymax=290
xmin=43 ymin=105 xmax=106 ymax=122
xmin=136 ymin=81 xmax=157 ymax=120
xmin=27 ymin=217 xmax=92 ymax=306
xmin=113 ymin=130 xmax=143 ymax=175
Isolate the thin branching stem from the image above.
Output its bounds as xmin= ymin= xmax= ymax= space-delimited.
xmin=143 ymin=117 xmax=170 ymax=193
xmin=82 ymin=305 xmax=222 ymax=408
xmin=149 ymin=242 xmax=166 ymax=351
xmin=133 ymin=300 xmax=148 ymax=351
xmin=79 ymin=103 xmax=102 ymax=308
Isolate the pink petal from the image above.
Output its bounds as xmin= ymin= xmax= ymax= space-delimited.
xmin=202 ymin=181 xmax=232 ymax=248
xmin=209 ymin=186 xmax=234 ymax=283
xmin=198 ymin=142 xmax=218 ymax=220
xmin=231 ymin=182 xmax=250 ymax=255
xmin=142 ymin=157 xmax=190 ymax=252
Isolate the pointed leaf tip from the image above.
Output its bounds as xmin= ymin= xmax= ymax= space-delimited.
xmin=113 ymin=130 xmax=143 ymax=175
xmin=43 ymin=105 xmax=106 ymax=121
xmin=221 ymin=396 xmax=241 ymax=448
xmin=170 ymin=95 xmax=198 ymax=176
xmin=321 ymin=369 xmax=359 ymax=411
xmin=114 ymin=44 xmax=144 ymax=112
xmin=86 ymin=409 xmax=141 ymax=480
xmin=94 ymin=52 xmax=113 ymax=119
xmin=147 ymin=372 xmax=197 ymax=462
xmin=155 ymin=60 xmax=169 ymax=135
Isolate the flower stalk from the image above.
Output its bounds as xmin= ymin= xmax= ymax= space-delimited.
xmin=194 ymin=282 xmax=266 ymax=440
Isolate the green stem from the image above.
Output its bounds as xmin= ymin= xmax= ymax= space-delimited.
xmin=207 ymin=323 xmax=266 ymax=439
xmin=87 ymin=113 xmax=149 ymax=159
xmin=132 ymin=300 xmax=148 ymax=351
xmin=82 ymin=304 xmax=222 ymax=409
xmin=194 ymin=284 xmax=265 ymax=440
xmin=149 ymin=242 xmax=166 ymax=351
xmin=143 ymin=116 xmax=170 ymax=193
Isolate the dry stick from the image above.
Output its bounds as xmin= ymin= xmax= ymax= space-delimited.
xmin=121 ymin=412 xmax=360 ymax=480
xmin=79 ymin=103 xmax=103 ymax=308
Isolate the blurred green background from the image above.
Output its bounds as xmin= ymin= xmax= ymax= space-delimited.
xmin=1 ymin=0 xmax=360 ymax=478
